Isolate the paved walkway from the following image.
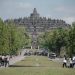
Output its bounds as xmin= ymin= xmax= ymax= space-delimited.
xmin=9 ymin=55 xmax=25 ymax=65
xmin=0 ymin=55 xmax=25 ymax=68
xmin=9 ymin=49 xmax=27 ymax=65
xmin=0 ymin=49 xmax=26 ymax=68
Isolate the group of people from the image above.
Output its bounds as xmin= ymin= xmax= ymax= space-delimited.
xmin=0 ymin=55 xmax=10 ymax=67
xmin=63 ymin=56 xmax=75 ymax=68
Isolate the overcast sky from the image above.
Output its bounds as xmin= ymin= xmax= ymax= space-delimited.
xmin=0 ymin=0 xmax=75 ymax=24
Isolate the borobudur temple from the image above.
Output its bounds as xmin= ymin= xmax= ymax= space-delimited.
xmin=5 ymin=8 xmax=70 ymax=49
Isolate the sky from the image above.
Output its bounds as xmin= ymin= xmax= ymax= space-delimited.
xmin=0 ymin=0 xmax=75 ymax=24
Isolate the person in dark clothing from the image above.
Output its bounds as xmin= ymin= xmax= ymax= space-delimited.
xmin=2 ymin=55 xmax=5 ymax=66
xmin=4 ymin=55 xmax=10 ymax=67
xmin=4 ymin=57 xmax=7 ymax=67
xmin=0 ymin=56 xmax=2 ymax=66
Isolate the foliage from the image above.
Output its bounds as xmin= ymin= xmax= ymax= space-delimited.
xmin=38 ymin=25 xmax=75 ymax=57
xmin=0 ymin=18 xmax=30 ymax=55
xmin=66 ymin=23 xmax=75 ymax=57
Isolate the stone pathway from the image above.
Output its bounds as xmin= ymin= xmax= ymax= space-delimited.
xmin=9 ymin=55 xmax=25 ymax=65
xmin=0 ymin=49 xmax=26 ymax=68
xmin=0 ymin=55 xmax=25 ymax=68
xmin=9 ymin=49 xmax=26 ymax=65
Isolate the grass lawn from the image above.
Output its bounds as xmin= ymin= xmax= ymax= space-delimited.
xmin=0 ymin=56 xmax=75 ymax=75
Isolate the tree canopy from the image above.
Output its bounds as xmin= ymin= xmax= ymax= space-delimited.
xmin=0 ymin=18 xmax=30 ymax=55
xmin=38 ymin=23 xmax=75 ymax=57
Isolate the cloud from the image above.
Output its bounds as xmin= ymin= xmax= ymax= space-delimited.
xmin=63 ymin=17 xmax=75 ymax=24
xmin=0 ymin=1 xmax=33 ymax=12
xmin=18 ymin=3 xmax=33 ymax=9
xmin=0 ymin=1 xmax=34 ymax=19
xmin=55 ymin=6 xmax=75 ymax=14
xmin=15 ymin=2 xmax=34 ymax=13
xmin=54 ymin=6 xmax=75 ymax=24
xmin=55 ymin=6 xmax=66 ymax=12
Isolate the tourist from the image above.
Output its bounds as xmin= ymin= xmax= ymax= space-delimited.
xmin=2 ymin=55 xmax=5 ymax=66
xmin=0 ymin=55 xmax=2 ymax=66
xmin=72 ymin=56 xmax=75 ymax=67
xmin=63 ymin=57 xmax=67 ymax=68
xmin=66 ymin=58 xmax=70 ymax=68
xmin=4 ymin=55 xmax=10 ymax=67
xmin=4 ymin=55 xmax=7 ymax=67
xmin=6 ymin=55 xmax=10 ymax=66
xmin=69 ymin=58 xmax=73 ymax=68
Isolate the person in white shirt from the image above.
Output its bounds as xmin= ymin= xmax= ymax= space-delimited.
xmin=6 ymin=55 xmax=10 ymax=66
xmin=63 ymin=58 xmax=67 ymax=67
xmin=69 ymin=58 xmax=73 ymax=68
xmin=73 ymin=56 xmax=75 ymax=67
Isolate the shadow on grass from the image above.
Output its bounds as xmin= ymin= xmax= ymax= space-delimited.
xmin=9 ymin=65 xmax=47 ymax=67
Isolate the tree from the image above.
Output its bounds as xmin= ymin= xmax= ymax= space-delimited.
xmin=0 ymin=18 xmax=10 ymax=55
xmin=38 ymin=28 xmax=68 ymax=56
xmin=6 ymin=20 xmax=30 ymax=55
xmin=0 ymin=18 xmax=30 ymax=55
xmin=66 ymin=23 xmax=75 ymax=57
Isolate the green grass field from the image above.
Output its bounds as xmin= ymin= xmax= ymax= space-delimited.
xmin=0 ymin=56 xmax=75 ymax=75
